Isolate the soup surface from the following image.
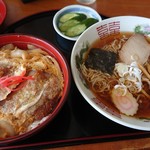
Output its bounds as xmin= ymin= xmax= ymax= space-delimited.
xmin=80 ymin=32 xmax=150 ymax=119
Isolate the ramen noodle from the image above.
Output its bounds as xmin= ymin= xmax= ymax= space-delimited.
xmin=80 ymin=32 xmax=150 ymax=118
xmin=0 ymin=44 xmax=64 ymax=139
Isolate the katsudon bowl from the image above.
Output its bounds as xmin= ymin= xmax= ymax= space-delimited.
xmin=71 ymin=16 xmax=150 ymax=131
xmin=0 ymin=34 xmax=70 ymax=144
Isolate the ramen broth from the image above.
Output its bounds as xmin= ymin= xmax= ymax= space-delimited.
xmin=82 ymin=32 xmax=150 ymax=118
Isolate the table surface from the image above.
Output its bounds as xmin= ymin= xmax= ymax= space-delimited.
xmin=2 ymin=0 xmax=150 ymax=149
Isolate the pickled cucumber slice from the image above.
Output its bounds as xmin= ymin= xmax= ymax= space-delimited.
xmin=59 ymin=20 xmax=80 ymax=32
xmin=59 ymin=14 xmax=87 ymax=32
xmin=65 ymin=18 xmax=98 ymax=37
xmin=65 ymin=24 xmax=86 ymax=37
xmin=59 ymin=13 xmax=79 ymax=23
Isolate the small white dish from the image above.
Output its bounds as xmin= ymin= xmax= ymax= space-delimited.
xmin=53 ymin=5 xmax=102 ymax=41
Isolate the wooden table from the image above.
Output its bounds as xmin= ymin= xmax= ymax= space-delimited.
xmin=1 ymin=0 xmax=150 ymax=149
xmin=3 ymin=0 xmax=150 ymax=28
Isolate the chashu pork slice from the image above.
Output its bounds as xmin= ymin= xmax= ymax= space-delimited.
xmin=0 ymin=71 xmax=63 ymax=137
xmin=119 ymin=33 xmax=150 ymax=65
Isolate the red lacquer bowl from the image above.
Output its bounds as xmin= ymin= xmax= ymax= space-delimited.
xmin=0 ymin=0 xmax=6 ymax=25
xmin=0 ymin=34 xmax=70 ymax=145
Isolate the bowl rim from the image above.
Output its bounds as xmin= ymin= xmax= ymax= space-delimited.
xmin=71 ymin=15 xmax=150 ymax=131
xmin=53 ymin=4 xmax=102 ymax=41
xmin=0 ymin=33 xmax=71 ymax=144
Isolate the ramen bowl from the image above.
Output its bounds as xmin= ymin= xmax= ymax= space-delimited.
xmin=71 ymin=16 xmax=150 ymax=131
xmin=0 ymin=34 xmax=70 ymax=144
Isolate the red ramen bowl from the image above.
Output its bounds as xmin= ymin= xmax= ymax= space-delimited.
xmin=0 ymin=0 xmax=6 ymax=25
xmin=0 ymin=34 xmax=70 ymax=144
